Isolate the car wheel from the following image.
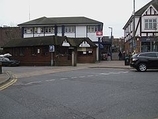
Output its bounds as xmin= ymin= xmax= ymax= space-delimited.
xmin=138 ymin=63 xmax=147 ymax=72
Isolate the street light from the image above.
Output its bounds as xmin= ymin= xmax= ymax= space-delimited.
xmin=132 ymin=0 xmax=136 ymax=52
xmin=108 ymin=27 xmax=113 ymax=60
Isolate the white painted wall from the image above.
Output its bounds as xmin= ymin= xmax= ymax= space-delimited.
xmin=65 ymin=33 xmax=75 ymax=37
xmin=24 ymin=34 xmax=33 ymax=38
xmin=76 ymin=26 xmax=86 ymax=37
xmin=87 ymin=33 xmax=98 ymax=42
xmin=23 ymin=25 xmax=100 ymax=42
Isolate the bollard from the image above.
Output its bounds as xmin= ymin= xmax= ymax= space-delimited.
xmin=0 ymin=62 xmax=2 ymax=74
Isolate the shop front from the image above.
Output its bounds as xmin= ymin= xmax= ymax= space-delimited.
xmin=140 ymin=37 xmax=158 ymax=52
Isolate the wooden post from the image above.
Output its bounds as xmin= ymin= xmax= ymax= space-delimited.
xmin=51 ymin=52 xmax=54 ymax=66
xmin=72 ymin=49 xmax=77 ymax=66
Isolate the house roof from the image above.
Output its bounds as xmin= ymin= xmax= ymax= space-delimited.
xmin=18 ymin=16 xmax=103 ymax=26
xmin=123 ymin=0 xmax=158 ymax=29
xmin=2 ymin=36 xmax=97 ymax=48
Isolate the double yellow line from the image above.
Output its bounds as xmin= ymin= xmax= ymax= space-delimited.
xmin=0 ymin=72 xmax=17 ymax=91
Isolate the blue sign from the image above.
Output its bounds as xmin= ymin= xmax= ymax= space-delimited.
xmin=49 ymin=45 xmax=55 ymax=52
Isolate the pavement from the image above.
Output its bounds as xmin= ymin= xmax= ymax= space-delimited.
xmin=0 ymin=60 xmax=131 ymax=87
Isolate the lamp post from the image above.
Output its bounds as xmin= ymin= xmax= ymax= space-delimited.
xmin=132 ymin=0 xmax=136 ymax=53
xmin=109 ymin=27 xmax=113 ymax=60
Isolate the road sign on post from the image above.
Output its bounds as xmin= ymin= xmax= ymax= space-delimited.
xmin=96 ymin=31 xmax=103 ymax=37
xmin=49 ymin=45 xmax=55 ymax=52
xmin=96 ymin=31 xmax=103 ymax=61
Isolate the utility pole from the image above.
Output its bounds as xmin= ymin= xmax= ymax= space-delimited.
xmin=29 ymin=0 xmax=31 ymax=20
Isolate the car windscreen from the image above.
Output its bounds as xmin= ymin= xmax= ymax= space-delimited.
xmin=139 ymin=53 xmax=157 ymax=58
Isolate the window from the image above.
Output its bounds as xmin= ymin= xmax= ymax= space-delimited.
xmin=65 ymin=26 xmax=75 ymax=33
xmin=139 ymin=53 xmax=156 ymax=57
xmin=57 ymin=27 xmax=62 ymax=33
xmin=13 ymin=48 xmax=18 ymax=56
xmin=34 ymin=27 xmax=38 ymax=33
xmin=19 ymin=48 xmax=25 ymax=56
xmin=45 ymin=27 xmax=54 ymax=34
xmin=24 ymin=28 xmax=33 ymax=34
xmin=87 ymin=26 xmax=97 ymax=33
xmin=41 ymin=28 xmax=44 ymax=33
xmin=42 ymin=46 xmax=49 ymax=56
xmin=144 ymin=19 xmax=157 ymax=30
xmin=31 ymin=47 xmax=37 ymax=56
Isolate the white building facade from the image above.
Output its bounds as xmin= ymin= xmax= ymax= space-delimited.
xmin=123 ymin=0 xmax=158 ymax=53
xmin=18 ymin=17 xmax=103 ymax=42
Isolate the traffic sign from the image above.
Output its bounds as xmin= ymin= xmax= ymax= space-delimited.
xmin=96 ymin=31 xmax=103 ymax=36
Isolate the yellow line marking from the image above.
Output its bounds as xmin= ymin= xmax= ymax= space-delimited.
xmin=0 ymin=73 xmax=17 ymax=91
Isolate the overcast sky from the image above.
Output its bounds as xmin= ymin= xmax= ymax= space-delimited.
xmin=0 ymin=0 xmax=151 ymax=38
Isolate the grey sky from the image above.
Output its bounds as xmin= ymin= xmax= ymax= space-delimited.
xmin=0 ymin=0 xmax=151 ymax=38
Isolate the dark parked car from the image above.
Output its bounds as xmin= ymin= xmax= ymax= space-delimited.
xmin=0 ymin=57 xmax=20 ymax=66
xmin=130 ymin=52 xmax=158 ymax=72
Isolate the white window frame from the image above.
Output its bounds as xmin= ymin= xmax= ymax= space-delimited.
xmin=65 ymin=26 xmax=75 ymax=33
xmin=24 ymin=28 xmax=33 ymax=34
xmin=87 ymin=26 xmax=97 ymax=33
xmin=45 ymin=27 xmax=54 ymax=34
xmin=57 ymin=27 xmax=62 ymax=33
xmin=144 ymin=18 xmax=157 ymax=30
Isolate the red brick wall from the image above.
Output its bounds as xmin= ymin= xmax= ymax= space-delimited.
xmin=77 ymin=48 xmax=96 ymax=63
xmin=4 ymin=46 xmax=51 ymax=66
xmin=4 ymin=46 xmax=72 ymax=66
xmin=3 ymin=46 xmax=97 ymax=66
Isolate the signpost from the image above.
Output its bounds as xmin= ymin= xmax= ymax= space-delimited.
xmin=49 ymin=45 xmax=55 ymax=66
xmin=96 ymin=31 xmax=103 ymax=61
xmin=96 ymin=31 xmax=103 ymax=36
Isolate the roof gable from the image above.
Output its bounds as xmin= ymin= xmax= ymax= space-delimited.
xmin=79 ymin=41 xmax=90 ymax=47
xmin=62 ymin=39 xmax=70 ymax=47
xmin=123 ymin=0 xmax=158 ymax=29
xmin=142 ymin=4 xmax=158 ymax=16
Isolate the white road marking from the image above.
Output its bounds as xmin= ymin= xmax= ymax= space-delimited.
xmin=25 ymin=81 xmax=42 ymax=85
xmin=71 ymin=77 xmax=77 ymax=79
xmin=79 ymin=76 xmax=85 ymax=78
xmin=21 ymin=71 xmax=129 ymax=86
xmin=100 ymin=71 xmax=128 ymax=75
xmin=46 ymin=79 xmax=56 ymax=82
xmin=87 ymin=75 xmax=93 ymax=77
xmin=60 ymin=78 xmax=68 ymax=80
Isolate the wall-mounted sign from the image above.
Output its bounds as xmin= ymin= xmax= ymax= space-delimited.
xmin=49 ymin=45 xmax=55 ymax=52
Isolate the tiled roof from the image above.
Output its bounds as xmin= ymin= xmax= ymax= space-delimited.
xmin=18 ymin=16 xmax=103 ymax=26
xmin=135 ymin=0 xmax=158 ymax=16
xmin=2 ymin=36 xmax=97 ymax=48
xmin=123 ymin=0 xmax=158 ymax=29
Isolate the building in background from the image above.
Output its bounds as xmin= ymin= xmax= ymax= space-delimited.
xmin=123 ymin=0 xmax=158 ymax=54
xmin=0 ymin=27 xmax=22 ymax=53
xmin=2 ymin=16 xmax=102 ymax=66
xmin=99 ymin=36 xmax=125 ymax=61
xmin=18 ymin=16 xmax=103 ymax=61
